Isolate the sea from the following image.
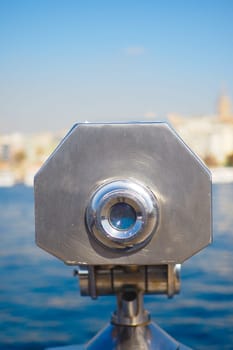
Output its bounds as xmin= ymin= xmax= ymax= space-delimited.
xmin=0 ymin=184 xmax=232 ymax=350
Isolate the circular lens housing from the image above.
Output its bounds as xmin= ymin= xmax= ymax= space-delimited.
xmin=86 ymin=180 xmax=159 ymax=251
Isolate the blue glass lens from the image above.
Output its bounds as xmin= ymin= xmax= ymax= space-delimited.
xmin=109 ymin=203 xmax=136 ymax=230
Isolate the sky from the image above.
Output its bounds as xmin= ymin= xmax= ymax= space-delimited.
xmin=0 ymin=0 xmax=233 ymax=133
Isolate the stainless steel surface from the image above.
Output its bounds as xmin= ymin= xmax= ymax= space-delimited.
xmin=46 ymin=324 xmax=192 ymax=350
xmin=35 ymin=122 xmax=212 ymax=265
xmin=167 ymin=264 xmax=180 ymax=298
xmin=85 ymin=322 xmax=192 ymax=350
xmin=86 ymin=180 xmax=159 ymax=251
xmin=86 ymin=287 xmax=191 ymax=349
xmin=76 ymin=265 xmax=180 ymax=297
xmin=111 ymin=288 xmax=150 ymax=326
xmin=34 ymin=122 xmax=208 ymax=350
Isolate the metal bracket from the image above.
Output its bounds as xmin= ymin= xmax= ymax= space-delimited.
xmin=74 ymin=264 xmax=180 ymax=299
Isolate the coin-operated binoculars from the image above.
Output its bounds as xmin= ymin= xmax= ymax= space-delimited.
xmin=34 ymin=122 xmax=212 ymax=350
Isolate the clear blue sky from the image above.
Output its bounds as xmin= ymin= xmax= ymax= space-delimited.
xmin=0 ymin=0 xmax=233 ymax=133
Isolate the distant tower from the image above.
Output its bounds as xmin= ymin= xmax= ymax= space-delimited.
xmin=218 ymin=93 xmax=232 ymax=122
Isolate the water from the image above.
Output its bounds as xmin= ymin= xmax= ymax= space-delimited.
xmin=0 ymin=184 xmax=232 ymax=350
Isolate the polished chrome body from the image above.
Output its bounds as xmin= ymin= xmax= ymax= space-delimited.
xmin=35 ymin=122 xmax=212 ymax=265
xmin=35 ymin=122 xmax=212 ymax=350
xmin=86 ymin=180 xmax=159 ymax=251
xmin=85 ymin=322 xmax=192 ymax=350
xmin=111 ymin=288 xmax=150 ymax=326
xmin=47 ymin=322 xmax=191 ymax=350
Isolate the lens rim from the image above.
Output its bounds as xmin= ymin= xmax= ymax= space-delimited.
xmin=86 ymin=180 xmax=159 ymax=251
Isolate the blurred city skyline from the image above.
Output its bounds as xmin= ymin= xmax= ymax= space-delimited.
xmin=1 ymin=0 xmax=233 ymax=133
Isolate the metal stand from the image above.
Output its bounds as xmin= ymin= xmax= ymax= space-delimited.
xmin=47 ymin=285 xmax=191 ymax=350
xmin=47 ymin=265 xmax=192 ymax=350
xmin=86 ymin=287 xmax=191 ymax=350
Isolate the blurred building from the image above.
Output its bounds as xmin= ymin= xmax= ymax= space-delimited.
xmin=1 ymin=93 xmax=233 ymax=186
xmin=218 ymin=93 xmax=232 ymax=123
xmin=0 ymin=131 xmax=64 ymax=184
xmin=169 ymin=93 xmax=233 ymax=166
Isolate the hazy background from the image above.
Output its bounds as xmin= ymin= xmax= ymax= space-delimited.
xmin=1 ymin=0 xmax=233 ymax=133
xmin=1 ymin=2 xmax=233 ymax=350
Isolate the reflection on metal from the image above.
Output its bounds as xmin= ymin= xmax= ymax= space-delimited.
xmin=75 ymin=265 xmax=180 ymax=298
xmin=35 ymin=122 xmax=212 ymax=350
xmin=112 ymin=288 xmax=150 ymax=326
xmin=35 ymin=122 xmax=212 ymax=265
xmin=86 ymin=180 xmax=159 ymax=252
xmin=86 ymin=322 xmax=191 ymax=350
xmin=85 ymin=288 xmax=192 ymax=350
xmin=47 ymin=288 xmax=192 ymax=350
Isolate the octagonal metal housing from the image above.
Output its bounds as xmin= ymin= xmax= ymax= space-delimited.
xmin=34 ymin=122 xmax=212 ymax=265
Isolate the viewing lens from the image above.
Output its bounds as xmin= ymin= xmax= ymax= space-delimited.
xmin=86 ymin=180 xmax=159 ymax=250
xmin=109 ymin=202 xmax=136 ymax=230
